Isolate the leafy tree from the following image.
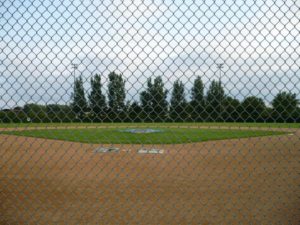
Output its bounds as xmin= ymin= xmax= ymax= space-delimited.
xmin=206 ymin=80 xmax=225 ymax=121
xmin=107 ymin=72 xmax=126 ymax=121
xmin=140 ymin=76 xmax=168 ymax=122
xmin=0 ymin=111 xmax=9 ymax=123
xmin=71 ymin=76 xmax=88 ymax=119
xmin=241 ymin=96 xmax=266 ymax=122
xmin=296 ymin=108 xmax=300 ymax=123
xmin=272 ymin=92 xmax=299 ymax=122
xmin=190 ymin=76 xmax=205 ymax=121
xmin=222 ymin=96 xmax=241 ymax=122
xmin=46 ymin=104 xmax=75 ymax=122
xmin=0 ymin=107 xmax=27 ymax=123
xmin=23 ymin=103 xmax=48 ymax=122
xmin=89 ymin=74 xmax=106 ymax=121
xmin=170 ymin=79 xmax=187 ymax=121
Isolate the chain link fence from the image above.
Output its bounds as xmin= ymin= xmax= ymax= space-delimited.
xmin=0 ymin=1 xmax=300 ymax=224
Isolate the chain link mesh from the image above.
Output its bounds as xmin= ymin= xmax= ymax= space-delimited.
xmin=0 ymin=1 xmax=300 ymax=224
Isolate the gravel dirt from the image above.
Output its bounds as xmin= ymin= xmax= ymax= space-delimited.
xmin=0 ymin=128 xmax=299 ymax=225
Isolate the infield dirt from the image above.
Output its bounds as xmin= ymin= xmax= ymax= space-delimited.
xmin=0 ymin=128 xmax=299 ymax=225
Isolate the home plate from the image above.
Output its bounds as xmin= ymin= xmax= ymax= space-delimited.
xmin=94 ymin=147 xmax=120 ymax=153
xmin=138 ymin=149 xmax=164 ymax=154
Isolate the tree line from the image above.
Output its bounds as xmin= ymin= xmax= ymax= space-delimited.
xmin=1 ymin=71 xmax=299 ymax=123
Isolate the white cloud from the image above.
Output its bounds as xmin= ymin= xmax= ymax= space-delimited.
xmin=0 ymin=0 xmax=299 ymax=108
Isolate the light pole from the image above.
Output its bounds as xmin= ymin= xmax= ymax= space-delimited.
xmin=216 ymin=63 xmax=224 ymax=121
xmin=71 ymin=63 xmax=79 ymax=119
xmin=71 ymin=63 xmax=78 ymax=83
xmin=216 ymin=63 xmax=224 ymax=82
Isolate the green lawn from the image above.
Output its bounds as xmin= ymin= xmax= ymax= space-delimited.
xmin=0 ymin=128 xmax=287 ymax=144
xmin=0 ymin=122 xmax=299 ymax=128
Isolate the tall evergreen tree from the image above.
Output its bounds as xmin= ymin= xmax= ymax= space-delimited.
xmin=170 ymin=79 xmax=186 ymax=121
xmin=190 ymin=76 xmax=205 ymax=121
xmin=140 ymin=76 xmax=168 ymax=122
xmin=152 ymin=76 xmax=168 ymax=122
xmin=206 ymin=80 xmax=225 ymax=121
xmin=127 ymin=101 xmax=143 ymax=122
xmin=107 ymin=72 xmax=126 ymax=121
xmin=71 ymin=76 xmax=88 ymax=119
xmin=140 ymin=78 xmax=153 ymax=117
xmin=89 ymin=74 xmax=106 ymax=121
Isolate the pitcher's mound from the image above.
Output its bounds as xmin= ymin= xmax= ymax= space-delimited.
xmin=121 ymin=129 xmax=162 ymax=134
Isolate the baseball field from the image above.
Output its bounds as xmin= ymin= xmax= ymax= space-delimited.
xmin=0 ymin=122 xmax=299 ymax=224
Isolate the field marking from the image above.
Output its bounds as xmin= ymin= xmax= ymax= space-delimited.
xmin=94 ymin=147 xmax=120 ymax=153
xmin=138 ymin=148 xmax=164 ymax=154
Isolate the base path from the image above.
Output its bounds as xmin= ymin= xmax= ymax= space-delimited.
xmin=0 ymin=130 xmax=299 ymax=225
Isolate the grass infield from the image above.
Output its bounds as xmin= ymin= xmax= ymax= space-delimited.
xmin=0 ymin=127 xmax=287 ymax=144
xmin=0 ymin=122 xmax=299 ymax=129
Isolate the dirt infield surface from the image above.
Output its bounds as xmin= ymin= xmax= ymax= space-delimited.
xmin=0 ymin=129 xmax=299 ymax=225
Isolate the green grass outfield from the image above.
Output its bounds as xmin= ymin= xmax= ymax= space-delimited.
xmin=0 ymin=127 xmax=287 ymax=144
xmin=0 ymin=122 xmax=299 ymax=128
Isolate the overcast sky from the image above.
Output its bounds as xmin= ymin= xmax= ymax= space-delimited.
xmin=0 ymin=0 xmax=299 ymax=108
